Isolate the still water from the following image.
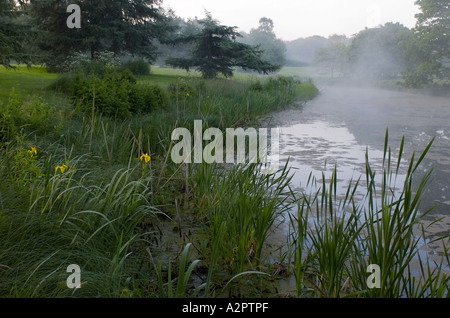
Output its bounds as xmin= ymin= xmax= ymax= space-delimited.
xmin=268 ymin=84 xmax=450 ymax=254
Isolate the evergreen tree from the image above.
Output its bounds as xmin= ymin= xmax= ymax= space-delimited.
xmin=166 ymin=13 xmax=280 ymax=79
xmin=30 ymin=0 xmax=173 ymax=71
xmin=0 ymin=0 xmax=37 ymax=67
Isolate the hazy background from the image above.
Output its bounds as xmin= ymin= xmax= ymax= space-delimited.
xmin=162 ymin=0 xmax=420 ymax=41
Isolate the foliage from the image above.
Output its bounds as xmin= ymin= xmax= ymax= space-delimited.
xmin=59 ymin=51 xmax=121 ymax=75
xmin=0 ymin=0 xmax=38 ymax=67
xmin=402 ymin=0 xmax=450 ymax=87
xmin=70 ymin=67 xmax=168 ymax=118
xmin=191 ymin=162 xmax=292 ymax=276
xmin=0 ymin=89 xmax=57 ymax=143
xmin=30 ymin=0 xmax=174 ymax=72
xmin=347 ymin=23 xmax=414 ymax=80
xmin=415 ymin=0 xmax=450 ymax=62
xmin=241 ymin=17 xmax=287 ymax=66
xmin=122 ymin=59 xmax=151 ymax=76
xmin=289 ymin=130 xmax=446 ymax=298
xmin=2 ymin=135 xmax=43 ymax=190
xmin=166 ymin=13 xmax=280 ymax=79
xmin=313 ymin=35 xmax=349 ymax=78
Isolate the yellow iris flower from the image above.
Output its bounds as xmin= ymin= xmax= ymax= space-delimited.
xmin=28 ymin=147 xmax=37 ymax=156
xmin=55 ymin=164 xmax=68 ymax=174
xmin=140 ymin=153 xmax=151 ymax=164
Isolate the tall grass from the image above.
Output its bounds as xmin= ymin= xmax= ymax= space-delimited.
xmin=0 ymin=142 xmax=160 ymax=296
xmin=189 ymin=161 xmax=293 ymax=295
xmin=288 ymin=130 xmax=449 ymax=298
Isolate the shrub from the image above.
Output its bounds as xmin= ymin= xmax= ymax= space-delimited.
xmin=72 ymin=70 xmax=134 ymax=118
xmin=47 ymin=73 xmax=78 ymax=95
xmin=4 ymin=136 xmax=44 ymax=190
xmin=122 ymin=59 xmax=151 ymax=76
xmin=296 ymin=81 xmax=320 ymax=100
xmin=71 ymin=68 xmax=167 ymax=117
xmin=264 ymin=76 xmax=296 ymax=90
xmin=0 ymin=90 xmax=57 ymax=143
xmin=149 ymin=85 xmax=169 ymax=110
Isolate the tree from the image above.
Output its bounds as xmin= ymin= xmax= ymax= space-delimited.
xmin=347 ymin=23 xmax=413 ymax=80
xmin=415 ymin=0 xmax=450 ymax=62
xmin=0 ymin=0 xmax=37 ymax=67
xmin=165 ymin=13 xmax=280 ymax=79
xmin=30 ymin=0 xmax=173 ymax=71
xmin=402 ymin=0 xmax=450 ymax=87
xmin=241 ymin=17 xmax=286 ymax=66
xmin=312 ymin=35 xmax=349 ymax=78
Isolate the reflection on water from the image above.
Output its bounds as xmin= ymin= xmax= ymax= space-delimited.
xmin=277 ymin=119 xmax=406 ymax=203
xmin=280 ymin=120 xmax=383 ymax=191
xmin=265 ymin=85 xmax=450 ymax=273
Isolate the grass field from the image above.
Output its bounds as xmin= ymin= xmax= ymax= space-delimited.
xmin=0 ymin=66 xmax=59 ymax=99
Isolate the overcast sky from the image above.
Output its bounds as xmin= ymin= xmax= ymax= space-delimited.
xmin=162 ymin=0 xmax=420 ymax=41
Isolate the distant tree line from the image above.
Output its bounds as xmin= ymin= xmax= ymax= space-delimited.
xmin=292 ymin=0 xmax=450 ymax=88
xmin=1 ymin=0 xmax=447 ymax=87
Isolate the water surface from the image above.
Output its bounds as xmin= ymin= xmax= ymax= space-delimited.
xmin=268 ymin=84 xmax=450 ymax=254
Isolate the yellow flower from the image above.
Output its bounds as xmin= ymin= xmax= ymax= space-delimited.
xmin=55 ymin=164 xmax=68 ymax=174
xmin=140 ymin=153 xmax=151 ymax=164
xmin=28 ymin=146 xmax=37 ymax=156
xmin=186 ymin=93 xmax=190 ymax=97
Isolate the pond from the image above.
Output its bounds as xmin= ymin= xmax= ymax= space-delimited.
xmin=266 ymin=84 xmax=450 ymax=263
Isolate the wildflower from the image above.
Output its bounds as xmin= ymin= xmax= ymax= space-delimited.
xmin=186 ymin=93 xmax=190 ymax=97
xmin=140 ymin=153 xmax=151 ymax=164
xmin=28 ymin=146 xmax=37 ymax=156
xmin=55 ymin=164 xmax=68 ymax=174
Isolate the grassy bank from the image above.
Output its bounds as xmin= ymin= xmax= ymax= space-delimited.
xmin=1 ymin=65 xmax=448 ymax=298
xmin=0 ymin=65 xmax=317 ymax=297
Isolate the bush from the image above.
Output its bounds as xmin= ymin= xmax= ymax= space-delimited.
xmin=122 ymin=59 xmax=151 ymax=76
xmin=71 ymin=68 xmax=167 ymax=117
xmin=0 ymin=90 xmax=57 ymax=143
xmin=296 ymin=81 xmax=320 ymax=100
xmin=72 ymin=70 xmax=134 ymax=118
xmin=265 ymin=76 xmax=297 ymax=90
xmin=47 ymin=73 xmax=78 ymax=94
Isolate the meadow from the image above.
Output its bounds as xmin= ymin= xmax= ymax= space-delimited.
xmin=0 ymin=65 xmax=448 ymax=298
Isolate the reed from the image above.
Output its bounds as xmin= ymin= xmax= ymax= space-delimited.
xmin=288 ymin=129 xmax=448 ymax=298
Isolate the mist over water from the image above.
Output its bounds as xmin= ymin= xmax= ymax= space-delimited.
xmin=269 ymin=83 xmax=450 ymax=236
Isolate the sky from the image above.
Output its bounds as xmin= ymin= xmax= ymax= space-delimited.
xmin=162 ymin=0 xmax=421 ymax=41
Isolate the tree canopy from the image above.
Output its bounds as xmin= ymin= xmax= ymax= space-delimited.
xmin=0 ymin=0 xmax=37 ymax=67
xmin=166 ymin=13 xmax=280 ymax=79
xmin=30 ymin=0 xmax=173 ymax=71
xmin=348 ymin=23 xmax=413 ymax=80
xmin=241 ymin=17 xmax=286 ymax=66
xmin=402 ymin=0 xmax=450 ymax=87
xmin=312 ymin=35 xmax=349 ymax=78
